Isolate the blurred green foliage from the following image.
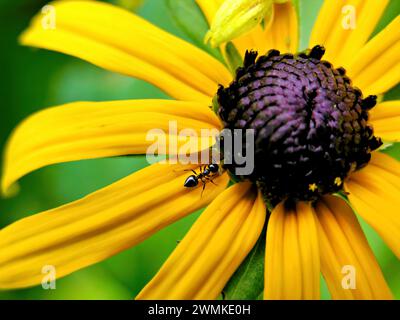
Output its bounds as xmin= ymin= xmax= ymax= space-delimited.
xmin=0 ymin=0 xmax=399 ymax=300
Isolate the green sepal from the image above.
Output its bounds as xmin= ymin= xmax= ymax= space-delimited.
xmin=224 ymin=41 xmax=243 ymax=75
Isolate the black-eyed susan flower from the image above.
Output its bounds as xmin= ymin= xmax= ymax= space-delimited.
xmin=0 ymin=0 xmax=399 ymax=300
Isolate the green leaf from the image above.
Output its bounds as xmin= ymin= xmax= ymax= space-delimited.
xmin=298 ymin=0 xmax=323 ymax=50
xmin=222 ymin=226 xmax=266 ymax=300
xmin=166 ymin=0 xmax=223 ymax=61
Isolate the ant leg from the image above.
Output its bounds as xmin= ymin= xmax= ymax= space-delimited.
xmin=199 ymin=176 xmax=208 ymax=197
xmin=204 ymin=176 xmax=218 ymax=186
xmin=201 ymin=181 xmax=206 ymax=197
xmin=174 ymin=168 xmax=197 ymax=175
xmin=184 ymin=168 xmax=197 ymax=174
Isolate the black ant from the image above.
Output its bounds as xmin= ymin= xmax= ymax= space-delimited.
xmin=184 ymin=163 xmax=221 ymax=195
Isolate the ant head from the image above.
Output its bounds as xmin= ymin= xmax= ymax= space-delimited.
xmin=184 ymin=175 xmax=198 ymax=188
xmin=208 ymin=164 xmax=219 ymax=173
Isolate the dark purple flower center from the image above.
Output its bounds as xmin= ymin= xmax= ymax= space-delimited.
xmin=216 ymin=46 xmax=382 ymax=204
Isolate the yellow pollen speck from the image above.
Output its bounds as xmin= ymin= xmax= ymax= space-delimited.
xmin=309 ymin=183 xmax=318 ymax=192
xmin=334 ymin=177 xmax=342 ymax=186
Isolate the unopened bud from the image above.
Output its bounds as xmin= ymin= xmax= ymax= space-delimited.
xmin=205 ymin=0 xmax=287 ymax=47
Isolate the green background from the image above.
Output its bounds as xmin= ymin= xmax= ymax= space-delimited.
xmin=0 ymin=0 xmax=399 ymax=299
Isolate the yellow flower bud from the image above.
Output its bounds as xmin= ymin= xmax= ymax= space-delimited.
xmin=205 ymin=0 xmax=279 ymax=47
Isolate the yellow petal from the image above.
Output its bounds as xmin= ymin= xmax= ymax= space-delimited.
xmin=197 ymin=0 xmax=298 ymax=56
xmin=347 ymin=16 xmax=400 ymax=96
xmin=264 ymin=201 xmax=320 ymax=300
xmin=310 ymin=0 xmax=389 ymax=67
xmin=20 ymin=1 xmax=231 ymax=102
xmin=345 ymin=152 xmax=400 ymax=258
xmin=136 ymin=182 xmax=266 ymax=300
xmin=196 ymin=0 xmax=224 ymax=25
xmin=369 ymin=100 xmax=400 ymax=142
xmin=370 ymin=150 xmax=400 ymax=178
xmin=261 ymin=2 xmax=298 ymax=54
xmin=315 ymin=195 xmax=392 ymax=300
xmin=1 ymin=99 xmax=221 ymax=195
xmin=0 ymin=163 xmax=230 ymax=289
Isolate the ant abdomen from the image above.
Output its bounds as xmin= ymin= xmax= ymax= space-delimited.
xmin=184 ymin=175 xmax=198 ymax=188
